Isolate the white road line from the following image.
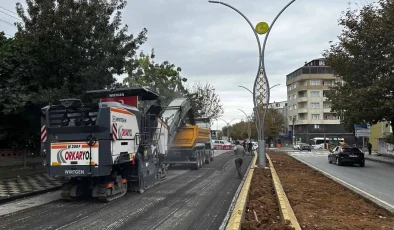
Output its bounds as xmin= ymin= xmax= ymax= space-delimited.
xmin=291 ymin=155 xmax=394 ymax=213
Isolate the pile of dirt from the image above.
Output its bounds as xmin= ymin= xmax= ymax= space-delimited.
xmin=242 ymin=166 xmax=294 ymax=230
xmin=269 ymin=152 xmax=394 ymax=230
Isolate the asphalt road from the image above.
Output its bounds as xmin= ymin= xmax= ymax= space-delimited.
xmin=0 ymin=151 xmax=252 ymax=230
xmin=282 ymin=149 xmax=394 ymax=211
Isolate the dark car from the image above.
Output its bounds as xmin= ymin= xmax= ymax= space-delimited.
xmin=300 ymin=143 xmax=311 ymax=151
xmin=328 ymin=145 xmax=365 ymax=167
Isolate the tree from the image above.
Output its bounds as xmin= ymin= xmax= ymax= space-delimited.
xmin=187 ymin=82 xmax=224 ymax=122
xmin=0 ymin=32 xmax=31 ymax=115
xmin=323 ymin=0 xmax=394 ymax=135
xmin=249 ymin=108 xmax=284 ymax=142
xmin=124 ymin=50 xmax=188 ymax=106
xmin=15 ymin=0 xmax=147 ymax=104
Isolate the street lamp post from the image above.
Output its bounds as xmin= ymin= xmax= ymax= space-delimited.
xmin=209 ymin=0 xmax=296 ymax=167
xmin=219 ymin=118 xmax=237 ymax=142
xmin=238 ymin=109 xmax=251 ymax=141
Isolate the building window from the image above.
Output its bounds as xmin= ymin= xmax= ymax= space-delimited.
xmin=276 ymin=103 xmax=280 ymax=107
xmin=288 ymin=96 xmax=291 ymax=101
xmin=310 ymin=80 xmax=320 ymax=86
xmin=314 ymin=124 xmax=320 ymax=129
xmin=292 ymin=94 xmax=296 ymax=100
xmin=311 ymin=91 xmax=320 ymax=97
xmin=293 ymin=104 xmax=297 ymax=110
xmin=289 ymin=106 xmax=292 ymax=111
xmin=311 ymin=103 xmax=320 ymax=108
xmin=312 ymin=114 xmax=320 ymax=120
xmin=319 ymin=60 xmax=325 ymax=66
xmin=323 ymin=103 xmax=330 ymax=108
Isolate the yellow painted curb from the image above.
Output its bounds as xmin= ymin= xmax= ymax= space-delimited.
xmin=225 ymin=153 xmax=257 ymax=230
xmin=267 ymin=154 xmax=302 ymax=230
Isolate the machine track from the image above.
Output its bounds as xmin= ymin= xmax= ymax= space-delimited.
xmin=97 ymin=183 xmax=128 ymax=202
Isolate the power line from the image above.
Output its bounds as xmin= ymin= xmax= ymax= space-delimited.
xmin=0 ymin=18 xmax=15 ymax=27
xmin=0 ymin=10 xmax=20 ymax=21
xmin=0 ymin=6 xmax=17 ymax=15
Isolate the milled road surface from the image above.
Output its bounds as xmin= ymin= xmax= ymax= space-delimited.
xmin=282 ymin=149 xmax=394 ymax=211
xmin=0 ymin=152 xmax=252 ymax=230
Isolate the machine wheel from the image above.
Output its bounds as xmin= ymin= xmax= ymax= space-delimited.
xmin=192 ymin=151 xmax=201 ymax=170
xmin=205 ymin=151 xmax=211 ymax=164
xmin=201 ymin=151 xmax=205 ymax=166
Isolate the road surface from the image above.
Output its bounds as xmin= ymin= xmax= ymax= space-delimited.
xmin=0 ymin=151 xmax=252 ymax=230
xmin=281 ymin=149 xmax=394 ymax=211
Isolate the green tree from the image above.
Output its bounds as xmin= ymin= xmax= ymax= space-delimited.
xmin=124 ymin=50 xmax=188 ymax=106
xmin=187 ymin=82 xmax=224 ymax=121
xmin=15 ymin=0 xmax=147 ymax=103
xmin=323 ymin=0 xmax=394 ymax=134
xmin=249 ymin=108 xmax=284 ymax=142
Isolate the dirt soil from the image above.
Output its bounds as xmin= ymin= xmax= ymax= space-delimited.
xmin=269 ymin=152 xmax=394 ymax=230
xmin=242 ymin=166 xmax=294 ymax=230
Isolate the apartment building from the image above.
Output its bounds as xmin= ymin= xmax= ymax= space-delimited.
xmin=286 ymin=58 xmax=353 ymax=144
xmin=268 ymin=101 xmax=289 ymax=137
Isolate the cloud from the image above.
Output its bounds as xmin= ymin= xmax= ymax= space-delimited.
xmin=1 ymin=0 xmax=373 ymax=131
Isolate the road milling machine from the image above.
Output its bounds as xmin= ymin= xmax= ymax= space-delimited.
xmin=40 ymin=87 xmax=212 ymax=202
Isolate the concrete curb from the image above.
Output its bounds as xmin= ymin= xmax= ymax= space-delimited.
xmin=0 ymin=185 xmax=61 ymax=205
xmin=219 ymin=153 xmax=257 ymax=230
xmin=365 ymin=156 xmax=394 ymax=166
xmin=286 ymin=153 xmax=394 ymax=215
xmin=267 ymin=154 xmax=301 ymax=230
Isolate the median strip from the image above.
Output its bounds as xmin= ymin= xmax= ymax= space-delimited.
xmin=267 ymin=154 xmax=301 ymax=230
xmin=223 ymin=153 xmax=257 ymax=230
xmin=269 ymin=152 xmax=394 ymax=229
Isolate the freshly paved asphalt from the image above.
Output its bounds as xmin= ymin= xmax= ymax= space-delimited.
xmin=280 ymin=149 xmax=394 ymax=210
xmin=0 ymin=151 xmax=252 ymax=230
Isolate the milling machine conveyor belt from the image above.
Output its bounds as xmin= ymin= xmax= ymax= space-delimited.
xmin=161 ymin=98 xmax=193 ymax=148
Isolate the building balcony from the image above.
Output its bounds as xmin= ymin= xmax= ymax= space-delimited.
xmin=298 ymin=108 xmax=308 ymax=113
xmin=322 ymin=119 xmax=340 ymax=125
xmin=297 ymin=97 xmax=308 ymax=102
xmin=295 ymin=120 xmax=309 ymax=125
xmin=323 ymin=108 xmax=332 ymax=113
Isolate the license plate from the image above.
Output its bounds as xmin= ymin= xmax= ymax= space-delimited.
xmin=349 ymin=155 xmax=358 ymax=158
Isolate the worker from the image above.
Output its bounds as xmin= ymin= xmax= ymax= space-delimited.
xmin=234 ymin=140 xmax=246 ymax=179
xmin=248 ymin=141 xmax=253 ymax=154
xmin=367 ymin=142 xmax=372 ymax=155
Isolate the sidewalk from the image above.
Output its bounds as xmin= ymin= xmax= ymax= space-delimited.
xmin=364 ymin=152 xmax=394 ymax=165
xmin=0 ymin=173 xmax=62 ymax=204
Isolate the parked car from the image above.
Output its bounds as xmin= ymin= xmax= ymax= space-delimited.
xmin=252 ymin=142 xmax=258 ymax=150
xmin=300 ymin=143 xmax=311 ymax=151
xmin=328 ymin=145 xmax=365 ymax=167
xmin=293 ymin=142 xmax=302 ymax=150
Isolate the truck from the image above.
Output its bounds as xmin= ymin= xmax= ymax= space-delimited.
xmin=165 ymin=117 xmax=213 ymax=169
xmin=40 ymin=87 xmax=211 ymax=202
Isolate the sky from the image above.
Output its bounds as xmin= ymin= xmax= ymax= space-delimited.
xmin=0 ymin=0 xmax=372 ymax=130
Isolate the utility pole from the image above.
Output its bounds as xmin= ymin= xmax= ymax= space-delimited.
xmin=292 ymin=116 xmax=296 ymax=145
xmin=238 ymin=109 xmax=251 ymax=141
xmin=219 ymin=118 xmax=237 ymax=142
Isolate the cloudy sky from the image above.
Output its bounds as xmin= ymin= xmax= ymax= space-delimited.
xmin=1 ymin=0 xmax=372 ymax=130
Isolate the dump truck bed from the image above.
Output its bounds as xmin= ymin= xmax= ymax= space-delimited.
xmin=172 ymin=125 xmax=210 ymax=148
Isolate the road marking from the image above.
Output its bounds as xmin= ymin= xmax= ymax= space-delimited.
xmin=291 ymin=155 xmax=394 ymax=214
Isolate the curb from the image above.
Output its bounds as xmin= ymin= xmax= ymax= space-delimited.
xmin=365 ymin=157 xmax=394 ymax=166
xmin=267 ymin=154 xmax=301 ymax=230
xmin=286 ymin=153 xmax=394 ymax=215
xmin=0 ymin=185 xmax=61 ymax=205
xmin=220 ymin=153 xmax=257 ymax=230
